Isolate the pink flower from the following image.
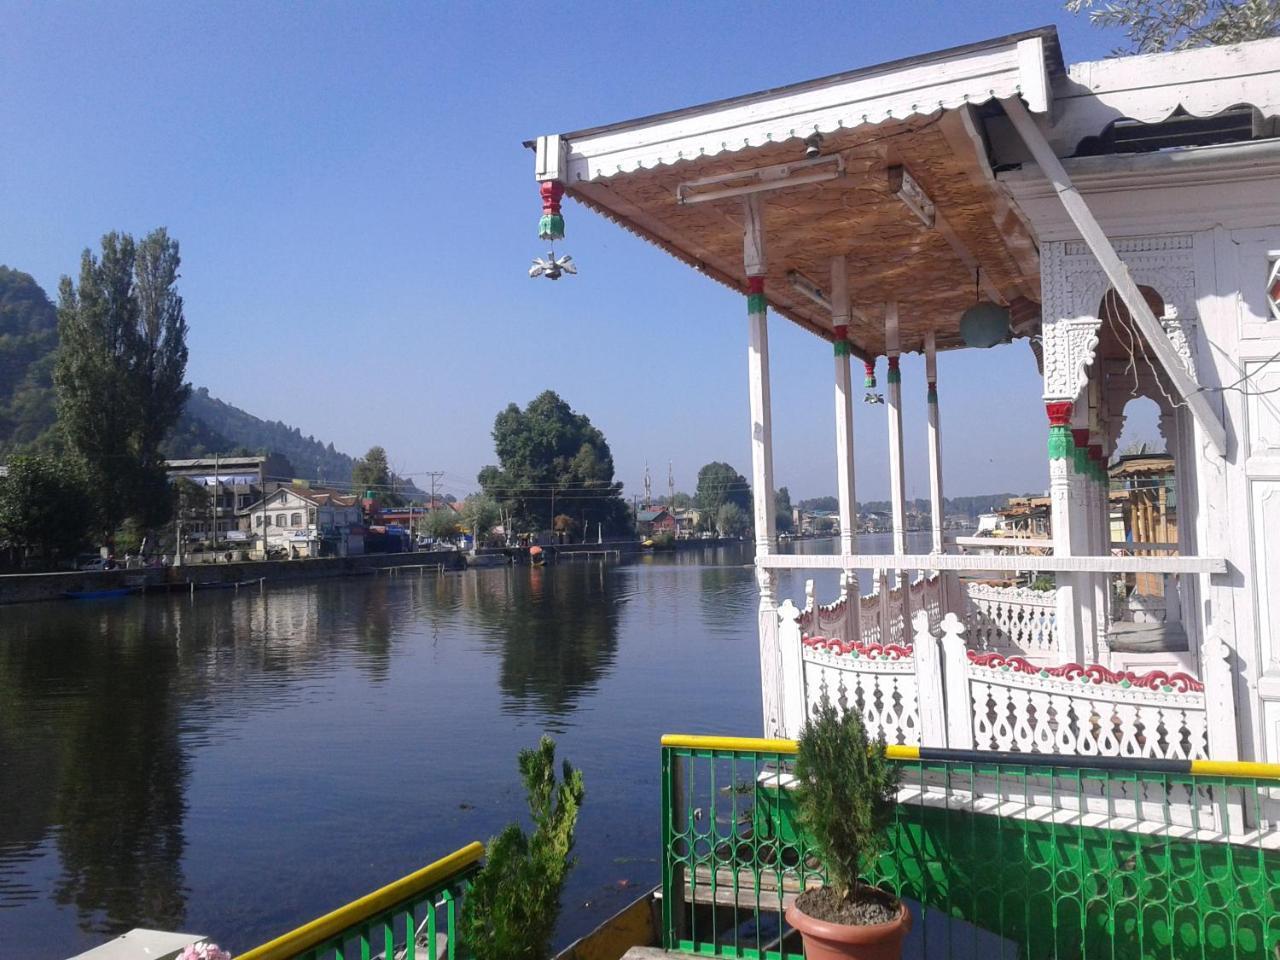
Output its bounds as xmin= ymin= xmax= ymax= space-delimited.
xmin=179 ymin=944 xmax=232 ymax=960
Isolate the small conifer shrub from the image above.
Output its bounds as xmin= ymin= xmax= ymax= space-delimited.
xmin=792 ymin=698 xmax=901 ymax=903
xmin=463 ymin=736 xmax=584 ymax=960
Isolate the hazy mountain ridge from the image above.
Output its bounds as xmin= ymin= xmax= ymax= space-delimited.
xmin=0 ymin=265 xmax=408 ymax=491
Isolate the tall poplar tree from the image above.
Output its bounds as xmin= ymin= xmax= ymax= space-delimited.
xmin=54 ymin=229 xmax=190 ymax=542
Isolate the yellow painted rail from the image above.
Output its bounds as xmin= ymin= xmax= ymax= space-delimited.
xmin=660 ymin=733 xmax=1280 ymax=780
xmin=235 ymin=841 xmax=484 ymax=960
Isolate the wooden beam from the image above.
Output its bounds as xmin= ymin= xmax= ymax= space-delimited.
xmin=1003 ymin=96 xmax=1227 ymax=456
xmin=756 ymin=553 xmax=1226 ymax=575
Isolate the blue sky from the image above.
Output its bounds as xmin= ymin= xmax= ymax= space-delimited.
xmin=1 ymin=1 xmax=1157 ymax=502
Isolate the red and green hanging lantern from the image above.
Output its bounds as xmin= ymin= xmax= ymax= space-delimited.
xmin=539 ymin=181 xmax=565 ymax=241
xmin=864 ymin=359 xmax=877 ymax=388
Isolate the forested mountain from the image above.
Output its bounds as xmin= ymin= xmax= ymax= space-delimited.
xmin=0 ymin=267 xmax=59 ymax=453
xmin=0 ymin=266 xmax=376 ymax=488
xmin=181 ymin=387 xmax=356 ymax=482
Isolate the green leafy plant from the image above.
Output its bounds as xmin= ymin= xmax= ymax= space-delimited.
xmin=792 ymin=699 xmax=901 ymax=903
xmin=463 ymin=736 xmax=584 ymax=960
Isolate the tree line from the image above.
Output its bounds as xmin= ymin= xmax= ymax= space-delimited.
xmin=1 ymin=229 xmax=190 ymax=566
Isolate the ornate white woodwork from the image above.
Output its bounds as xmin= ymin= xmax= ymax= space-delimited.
xmin=799 ymin=635 xmax=920 ymax=746
xmin=797 ymin=573 xmax=942 ymax=648
xmin=965 ymin=582 xmax=1057 ymax=658
xmin=959 ymin=650 xmax=1210 ymax=759
xmin=1040 ymin=235 xmax=1199 ymax=401
xmin=786 ymin=604 xmax=1218 ymax=756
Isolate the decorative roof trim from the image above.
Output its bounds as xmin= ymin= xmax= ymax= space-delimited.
xmin=534 ymin=33 xmax=1054 ymax=183
xmin=1046 ymin=36 xmax=1280 ymax=155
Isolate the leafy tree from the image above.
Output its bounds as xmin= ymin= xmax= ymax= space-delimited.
xmin=352 ymin=445 xmax=408 ymax=506
xmin=695 ymin=462 xmax=752 ymax=517
xmin=54 ymin=229 xmax=190 ymax=541
xmin=1066 ymin=0 xmax=1279 ymax=53
xmin=0 ymin=455 xmax=93 ymax=567
xmin=793 ymin=698 xmax=900 ymax=903
xmin=462 ymin=494 xmax=502 ymax=541
xmin=799 ymin=495 xmax=839 ymax=513
xmin=420 ymin=509 xmax=461 ymax=540
xmin=716 ymin=501 xmax=750 ymax=538
xmin=775 ymin=486 xmax=794 ymax=533
xmin=662 ymin=491 xmax=694 ymax=509
xmin=0 ymin=267 xmax=60 ymax=456
xmin=462 ymin=736 xmax=584 ymax=960
xmin=477 ymin=391 xmax=632 ymax=536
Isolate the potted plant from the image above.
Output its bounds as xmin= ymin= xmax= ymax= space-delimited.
xmin=462 ymin=736 xmax=584 ymax=960
xmin=785 ymin=698 xmax=908 ymax=960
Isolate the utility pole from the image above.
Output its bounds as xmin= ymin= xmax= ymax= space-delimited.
xmin=668 ymin=460 xmax=674 ymax=505
xmin=426 ymin=471 xmax=445 ymax=511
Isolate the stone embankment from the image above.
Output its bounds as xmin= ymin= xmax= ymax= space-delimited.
xmin=0 ymin=550 xmax=466 ymax=605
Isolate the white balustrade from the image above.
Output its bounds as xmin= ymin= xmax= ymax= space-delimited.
xmin=781 ymin=598 xmax=1221 ymax=760
xmin=799 ymin=635 xmax=920 ymax=745
xmin=965 ymin=582 xmax=1057 ymax=657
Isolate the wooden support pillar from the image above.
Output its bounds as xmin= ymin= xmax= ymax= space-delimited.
xmin=924 ymin=330 xmax=948 ymax=615
xmin=1047 ymin=399 xmax=1085 ymax=663
xmin=744 ymin=195 xmax=782 ymax=736
xmin=924 ymin=331 xmax=945 ymax=555
xmin=831 ymin=257 xmax=863 ymax=645
xmin=885 ymin=303 xmax=908 ymax=573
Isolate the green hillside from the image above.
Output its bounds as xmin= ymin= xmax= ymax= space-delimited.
xmin=0 ymin=266 xmax=375 ymax=488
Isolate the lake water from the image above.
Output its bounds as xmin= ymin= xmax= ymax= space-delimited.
xmin=0 ymin=534 xmax=927 ymax=959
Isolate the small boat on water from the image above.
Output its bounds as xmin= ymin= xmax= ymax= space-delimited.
xmin=465 ymin=553 xmax=507 ymax=568
xmin=529 ymin=545 xmax=546 ymax=566
xmin=63 ymin=587 xmax=136 ymax=600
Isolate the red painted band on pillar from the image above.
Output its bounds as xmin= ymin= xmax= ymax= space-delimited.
xmin=747 ymin=276 xmax=765 ymax=294
xmin=833 ymin=323 xmax=848 ymax=341
xmin=1045 ymin=401 xmax=1073 ymax=426
xmin=1072 ymin=428 xmax=1091 ymax=450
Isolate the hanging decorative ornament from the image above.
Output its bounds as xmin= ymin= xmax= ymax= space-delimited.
xmin=530 ymin=180 xmax=576 ymax=280
xmin=864 ymin=358 xmax=877 ymax=388
xmin=959 ymin=268 xmax=1010 ymax=348
xmin=539 ymin=181 xmax=565 ymax=241
xmin=529 ymin=251 xmax=576 ymax=279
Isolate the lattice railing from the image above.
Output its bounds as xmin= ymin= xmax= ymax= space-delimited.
xmin=799 ymin=635 xmax=918 ymax=746
xmin=964 ymin=582 xmax=1056 ymax=656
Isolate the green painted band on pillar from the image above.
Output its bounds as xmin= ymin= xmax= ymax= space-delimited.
xmin=538 ymin=214 xmax=564 ymax=241
xmin=833 ymin=341 xmax=851 ymax=357
xmin=747 ymin=293 xmax=767 ymax=314
xmin=1048 ymin=424 xmax=1072 ymax=460
xmin=886 ymin=368 xmax=901 ymax=384
xmin=1072 ymin=443 xmax=1090 ymax=475
xmin=927 ymin=387 xmax=938 ymax=404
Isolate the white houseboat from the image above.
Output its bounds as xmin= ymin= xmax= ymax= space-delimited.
xmin=528 ymin=26 xmax=1280 ymax=764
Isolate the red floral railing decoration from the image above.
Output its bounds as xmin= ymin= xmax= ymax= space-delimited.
xmin=802 ymin=634 xmax=913 ymax=661
xmin=966 ymin=651 xmax=1204 ymax=693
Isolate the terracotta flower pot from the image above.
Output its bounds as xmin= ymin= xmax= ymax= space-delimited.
xmin=785 ymin=889 xmax=911 ymax=960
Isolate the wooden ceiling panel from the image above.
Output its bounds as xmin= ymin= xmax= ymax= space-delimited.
xmin=569 ymin=110 xmax=1040 ymax=357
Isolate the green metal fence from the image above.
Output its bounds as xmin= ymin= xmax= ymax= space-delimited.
xmin=234 ymin=841 xmax=483 ymax=960
xmin=661 ymin=736 xmax=1280 ymax=960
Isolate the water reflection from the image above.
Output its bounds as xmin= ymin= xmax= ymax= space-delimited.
xmin=464 ymin=564 xmax=621 ymax=719
xmin=0 ymin=555 xmax=764 ymax=959
xmin=0 ymin=603 xmax=189 ymax=938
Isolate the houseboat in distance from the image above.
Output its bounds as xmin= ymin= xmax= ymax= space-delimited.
xmin=528 ymin=25 xmax=1280 ymax=767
